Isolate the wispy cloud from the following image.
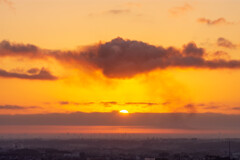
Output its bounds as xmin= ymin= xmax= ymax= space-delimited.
xmin=58 ymin=101 xmax=95 ymax=106
xmin=169 ymin=3 xmax=193 ymax=16
xmin=125 ymin=2 xmax=142 ymax=8
xmin=0 ymin=0 xmax=15 ymax=11
xmin=57 ymin=101 xmax=162 ymax=108
xmin=0 ymin=105 xmax=39 ymax=110
xmin=217 ymin=37 xmax=237 ymax=49
xmin=125 ymin=102 xmax=159 ymax=106
xmin=105 ymin=9 xmax=131 ymax=15
xmin=100 ymin=101 xmax=118 ymax=107
xmin=197 ymin=17 xmax=234 ymax=26
xmin=204 ymin=106 xmax=220 ymax=110
xmin=212 ymin=51 xmax=231 ymax=59
xmin=89 ymin=9 xmax=132 ymax=17
xmin=232 ymin=107 xmax=240 ymax=110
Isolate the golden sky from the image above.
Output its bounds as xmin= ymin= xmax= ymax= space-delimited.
xmin=1 ymin=0 xmax=240 ymax=133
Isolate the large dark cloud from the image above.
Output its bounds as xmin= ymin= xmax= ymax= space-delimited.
xmin=2 ymin=38 xmax=240 ymax=78
xmin=0 ymin=68 xmax=57 ymax=80
xmin=78 ymin=38 xmax=240 ymax=78
xmin=0 ymin=112 xmax=240 ymax=131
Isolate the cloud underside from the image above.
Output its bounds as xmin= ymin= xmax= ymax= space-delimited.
xmin=1 ymin=38 xmax=240 ymax=78
xmin=0 ymin=112 xmax=240 ymax=131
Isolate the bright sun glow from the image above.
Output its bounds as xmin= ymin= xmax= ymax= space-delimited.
xmin=119 ymin=110 xmax=129 ymax=114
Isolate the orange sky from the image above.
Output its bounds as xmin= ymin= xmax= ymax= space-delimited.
xmin=1 ymin=0 xmax=240 ymax=134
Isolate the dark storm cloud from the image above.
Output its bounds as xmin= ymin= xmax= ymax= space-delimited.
xmin=0 ymin=68 xmax=57 ymax=80
xmin=197 ymin=18 xmax=233 ymax=25
xmin=217 ymin=37 xmax=237 ymax=49
xmin=0 ymin=105 xmax=39 ymax=110
xmin=2 ymin=38 xmax=240 ymax=78
xmin=1 ymin=112 xmax=240 ymax=131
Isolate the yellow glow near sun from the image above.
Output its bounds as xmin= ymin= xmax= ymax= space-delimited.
xmin=119 ymin=110 xmax=129 ymax=114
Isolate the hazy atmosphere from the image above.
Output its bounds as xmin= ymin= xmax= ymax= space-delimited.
xmin=1 ymin=0 xmax=240 ymax=136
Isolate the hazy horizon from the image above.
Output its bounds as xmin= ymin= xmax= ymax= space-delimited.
xmin=1 ymin=0 xmax=240 ymax=136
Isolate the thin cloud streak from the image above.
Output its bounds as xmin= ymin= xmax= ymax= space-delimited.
xmin=125 ymin=102 xmax=159 ymax=106
xmin=0 ymin=68 xmax=57 ymax=80
xmin=106 ymin=9 xmax=131 ymax=15
xmin=198 ymin=17 xmax=234 ymax=26
xmin=0 ymin=105 xmax=39 ymax=110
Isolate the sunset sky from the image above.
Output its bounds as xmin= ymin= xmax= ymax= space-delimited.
xmin=1 ymin=0 xmax=240 ymax=134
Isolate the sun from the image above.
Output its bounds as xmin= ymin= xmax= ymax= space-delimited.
xmin=119 ymin=110 xmax=129 ymax=114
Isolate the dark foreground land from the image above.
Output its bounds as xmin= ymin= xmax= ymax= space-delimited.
xmin=0 ymin=137 xmax=240 ymax=160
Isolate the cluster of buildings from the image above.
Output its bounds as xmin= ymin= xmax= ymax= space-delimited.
xmin=1 ymin=138 xmax=240 ymax=160
xmin=0 ymin=148 xmax=240 ymax=160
